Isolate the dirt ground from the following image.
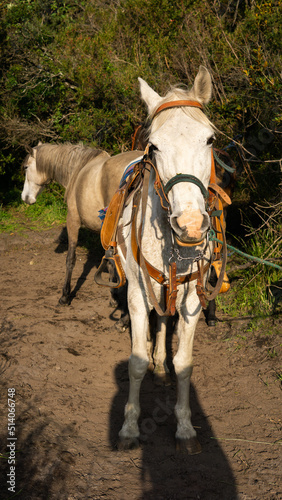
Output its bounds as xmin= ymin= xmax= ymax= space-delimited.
xmin=0 ymin=225 xmax=281 ymax=500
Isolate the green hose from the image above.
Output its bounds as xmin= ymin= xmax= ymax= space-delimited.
xmin=208 ymin=230 xmax=282 ymax=271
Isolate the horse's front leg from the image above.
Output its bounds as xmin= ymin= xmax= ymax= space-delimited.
xmin=118 ymin=285 xmax=150 ymax=450
xmin=153 ymin=316 xmax=171 ymax=385
xmin=173 ymin=296 xmax=202 ymax=455
xmin=206 ymin=298 xmax=217 ymax=326
xmin=59 ymin=211 xmax=80 ymax=305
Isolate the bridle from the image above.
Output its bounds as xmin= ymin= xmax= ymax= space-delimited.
xmin=151 ymin=99 xmax=209 ymax=210
xmin=129 ymin=99 xmax=230 ymax=315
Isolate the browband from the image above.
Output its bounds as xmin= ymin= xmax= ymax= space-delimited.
xmin=153 ymin=100 xmax=203 ymax=118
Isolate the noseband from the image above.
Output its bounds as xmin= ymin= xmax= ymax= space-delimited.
xmin=163 ymin=174 xmax=209 ymax=200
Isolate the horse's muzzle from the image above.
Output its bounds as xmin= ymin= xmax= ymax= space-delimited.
xmin=170 ymin=209 xmax=209 ymax=244
xmin=21 ymin=193 xmax=36 ymax=204
xmin=173 ymin=228 xmax=208 ymax=246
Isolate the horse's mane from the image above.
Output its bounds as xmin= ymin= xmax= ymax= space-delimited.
xmin=21 ymin=153 xmax=30 ymax=175
xmin=148 ymin=86 xmax=215 ymax=135
xmin=33 ymin=142 xmax=104 ymax=189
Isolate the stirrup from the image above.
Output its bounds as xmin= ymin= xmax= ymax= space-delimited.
xmin=211 ymin=260 xmax=230 ymax=293
xmin=94 ymin=248 xmax=126 ymax=288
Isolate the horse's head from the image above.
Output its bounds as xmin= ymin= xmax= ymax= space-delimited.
xmin=21 ymin=144 xmax=48 ymax=204
xmin=139 ymin=66 xmax=214 ymax=245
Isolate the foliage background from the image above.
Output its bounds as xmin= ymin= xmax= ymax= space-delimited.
xmin=0 ymin=0 xmax=281 ymax=315
xmin=0 ymin=0 xmax=281 ymax=197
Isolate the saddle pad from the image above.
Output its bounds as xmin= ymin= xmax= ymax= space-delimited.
xmin=98 ymin=156 xmax=143 ymax=222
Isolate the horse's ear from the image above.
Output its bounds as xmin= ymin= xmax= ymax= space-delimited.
xmin=30 ymin=147 xmax=38 ymax=158
xmin=138 ymin=77 xmax=162 ymax=115
xmin=192 ymin=66 xmax=212 ymax=105
xmin=37 ymin=141 xmax=42 ymax=146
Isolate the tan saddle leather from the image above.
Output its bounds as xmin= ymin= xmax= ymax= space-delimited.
xmin=94 ymin=167 xmax=142 ymax=288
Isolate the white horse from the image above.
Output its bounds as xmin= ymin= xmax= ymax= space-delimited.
xmin=118 ymin=66 xmax=215 ymax=453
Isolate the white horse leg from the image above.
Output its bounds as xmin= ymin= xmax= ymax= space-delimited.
xmin=173 ymin=304 xmax=202 ymax=454
xmin=153 ymin=317 xmax=171 ymax=385
xmin=119 ymin=291 xmax=150 ymax=449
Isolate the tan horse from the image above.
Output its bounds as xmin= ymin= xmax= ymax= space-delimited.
xmin=21 ymin=142 xmax=143 ymax=304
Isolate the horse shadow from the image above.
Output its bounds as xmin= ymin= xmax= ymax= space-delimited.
xmin=54 ymin=226 xmax=104 ymax=304
xmin=109 ymin=322 xmax=238 ymax=499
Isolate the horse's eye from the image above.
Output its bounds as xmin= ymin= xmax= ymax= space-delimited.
xmin=207 ymin=136 xmax=215 ymax=146
xmin=148 ymin=144 xmax=159 ymax=158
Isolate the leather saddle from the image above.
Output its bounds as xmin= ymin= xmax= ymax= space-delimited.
xmin=94 ymin=165 xmax=143 ymax=288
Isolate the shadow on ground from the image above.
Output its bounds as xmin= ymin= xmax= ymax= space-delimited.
xmin=109 ymin=360 xmax=238 ymax=500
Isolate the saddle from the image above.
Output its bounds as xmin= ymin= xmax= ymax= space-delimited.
xmin=94 ymin=165 xmax=143 ymax=288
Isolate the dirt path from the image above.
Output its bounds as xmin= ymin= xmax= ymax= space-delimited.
xmin=0 ymin=227 xmax=281 ymax=500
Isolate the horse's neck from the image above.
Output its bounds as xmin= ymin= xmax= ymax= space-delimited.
xmin=52 ymin=160 xmax=77 ymax=188
xmin=52 ymin=165 xmax=72 ymax=188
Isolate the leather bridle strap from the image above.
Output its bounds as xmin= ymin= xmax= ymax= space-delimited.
xmin=209 ymin=182 xmax=231 ymax=206
xmin=153 ymin=100 xmax=203 ymax=117
xmin=206 ymin=216 xmax=228 ymax=301
xmin=164 ymin=174 xmax=209 ymax=200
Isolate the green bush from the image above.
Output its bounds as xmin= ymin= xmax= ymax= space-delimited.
xmin=0 ymin=1 xmax=281 ymax=278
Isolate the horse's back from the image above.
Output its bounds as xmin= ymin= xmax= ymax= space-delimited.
xmin=100 ymin=150 xmax=144 ymax=201
xmin=70 ymin=150 xmax=143 ymax=232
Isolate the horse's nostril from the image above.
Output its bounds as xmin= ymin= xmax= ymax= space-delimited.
xmin=201 ymin=214 xmax=210 ymax=232
xmin=24 ymin=195 xmax=36 ymax=205
xmin=171 ymin=210 xmax=210 ymax=243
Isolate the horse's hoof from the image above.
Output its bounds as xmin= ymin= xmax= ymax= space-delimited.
xmin=117 ymin=437 xmax=140 ymax=451
xmin=176 ymin=436 xmax=202 ymax=455
xmin=208 ymin=318 xmax=216 ymax=327
xmin=115 ymin=318 xmax=129 ymax=332
xmin=154 ymin=371 xmax=172 ymax=386
xmin=58 ymin=296 xmax=69 ymax=306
